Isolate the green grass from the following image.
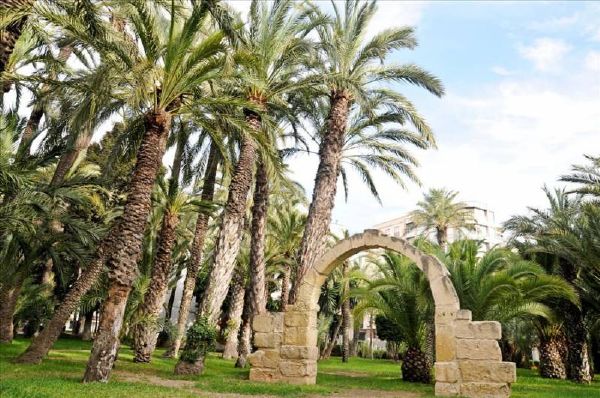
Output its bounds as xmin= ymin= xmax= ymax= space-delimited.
xmin=1 ymin=338 xmax=599 ymax=397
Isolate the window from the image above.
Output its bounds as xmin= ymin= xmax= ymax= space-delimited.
xmin=394 ymin=226 xmax=401 ymax=237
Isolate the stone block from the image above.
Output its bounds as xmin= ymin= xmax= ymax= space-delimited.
xmin=278 ymin=360 xmax=317 ymax=377
xmin=249 ymin=368 xmax=279 ymax=382
xmin=456 ymin=309 xmax=472 ymax=320
xmin=459 ymin=361 xmax=516 ymax=383
xmin=284 ymin=326 xmax=317 ymax=346
xmin=436 ymin=324 xmax=456 ymax=361
xmin=253 ymin=314 xmax=275 ymax=333
xmin=456 ymin=320 xmax=502 ymax=340
xmin=280 ymin=345 xmax=319 ymax=360
xmin=254 ymin=332 xmax=281 ymax=349
xmin=435 ymin=305 xmax=460 ymax=325
xmin=284 ymin=312 xmax=314 ymax=328
xmin=460 ymin=382 xmax=511 ymax=398
xmin=456 ymin=339 xmax=502 ymax=361
xmin=435 ymin=362 xmax=459 ymax=383
xmin=435 ymin=382 xmax=460 ymax=396
xmin=248 ymin=349 xmax=280 ymax=369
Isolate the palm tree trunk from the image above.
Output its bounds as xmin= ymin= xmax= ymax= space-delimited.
xmin=14 ymin=224 xmax=118 ymax=363
xmin=16 ymin=45 xmax=72 ymax=156
xmin=49 ymin=128 xmax=94 ymax=187
xmin=0 ymin=273 xmax=25 ymax=343
xmin=196 ymin=127 xmax=257 ymax=324
xmin=539 ymin=333 xmax=567 ymax=379
xmin=321 ymin=318 xmax=342 ymax=360
xmin=175 ymin=119 xmax=257 ymax=374
xmin=341 ymin=262 xmax=350 ymax=363
xmin=436 ymin=227 xmax=447 ymax=249
xmin=222 ymin=270 xmax=246 ymax=360
xmin=83 ymin=109 xmax=172 ymax=382
xmin=350 ymin=321 xmax=360 ymax=357
xmin=164 ymin=143 xmax=218 ymax=358
xmin=133 ymin=209 xmax=179 ymax=363
xmin=249 ymin=160 xmax=268 ymax=315
xmin=235 ymin=285 xmax=252 ymax=368
xmin=80 ymin=310 xmax=94 ymax=341
xmin=0 ymin=0 xmax=35 ymax=78
xmin=291 ymin=89 xmax=350 ymax=304
xmin=280 ymin=265 xmax=290 ymax=311
xmin=401 ymin=347 xmax=432 ymax=383
xmin=564 ymin=303 xmax=592 ymax=383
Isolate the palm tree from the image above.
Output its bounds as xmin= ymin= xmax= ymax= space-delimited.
xmin=177 ymin=0 xmax=316 ymax=374
xmin=0 ymin=0 xmax=35 ymax=75
xmin=504 ymin=188 xmax=593 ymax=383
xmin=561 ymin=155 xmax=600 ymax=199
xmin=165 ymin=141 xmax=220 ymax=358
xmin=292 ymin=0 xmax=443 ymax=303
xmin=410 ymin=188 xmax=474 ymax=248
xmin=356 ymin=251 xmax=434 ymax=383
xmin=442 ymin=240 xmax=577 ymax=324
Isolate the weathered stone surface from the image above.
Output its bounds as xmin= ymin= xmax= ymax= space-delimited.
xmin=284 ymin=327 xmax=317 ymax=346
xmin=456 ymin=339 xmax=502 ymax=361
xmin=459 ymin=361 xmax=516 ymax=383
xmin=461 ymin=382 xmax=511 ymax=398
xmin=248 ymin=349 xmax=280 ymax=369
xmin=249 ymin=368 xmax=279 ymax=382
xmin=278 ymin=360 xmax=317 ymax=377
xmin=456 ymin=320 xmax=502 ymax=340
xmin=436 ymin=324 xmax=456 ymax=361
xmin=435 ymin=362 xmax=459 ymax=383
xmin=435 ymin=305 xmax=460 ymax=325
xmin=284 ymin=312 xmax=314 ymax=328
xmin=430 ymin=275 xmax=462 ymax=307
xmin=435 ymin=382 xmax=460 ymax=396
xmin=456 ymin=309 xmax=472 ymax=320
xmin=254 ymin=314 xmax=275 ymax=333
xmin=280 ymin=345 xmax=319 ymax=360
xmin=254 ymin=332 xmax=281 ymax=349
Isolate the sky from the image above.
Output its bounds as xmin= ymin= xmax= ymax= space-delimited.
xmin=229 ymin=0 xmax=600 ymax=233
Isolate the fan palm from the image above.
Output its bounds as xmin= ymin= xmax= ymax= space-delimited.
xmin=293 ymin=0 xmax=443 ymax=303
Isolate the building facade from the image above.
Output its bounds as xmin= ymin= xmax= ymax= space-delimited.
xmin=372 ymin=201 xmax=504 ymax=250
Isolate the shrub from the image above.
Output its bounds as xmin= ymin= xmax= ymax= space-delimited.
xmin=179 ymin=317 xmax=217 ymax=363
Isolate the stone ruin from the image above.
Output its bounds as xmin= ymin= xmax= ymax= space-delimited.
xmin=248 ymin=230 xmax=516 ymax=397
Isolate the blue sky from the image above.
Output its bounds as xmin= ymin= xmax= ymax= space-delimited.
xmin=228 ymin=0 xmax=600 ymax=232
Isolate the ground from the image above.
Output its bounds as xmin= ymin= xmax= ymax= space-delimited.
xmin=1 ymin=338 xmax=599 ymax=398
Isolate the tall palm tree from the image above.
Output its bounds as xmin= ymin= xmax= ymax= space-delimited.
xmin=410 ymin=188 xmax=474 ymax=248
xmin=292 ymin=0 xmax=443 ymax=303
xmin=177 ymin=0 xmax=316 ymax=374
xmin=82 ymin=2 xmax=229 ymax=382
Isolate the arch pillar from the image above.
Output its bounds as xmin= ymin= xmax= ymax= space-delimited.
xmin=248 ymin=230 xmax=516 ymax=396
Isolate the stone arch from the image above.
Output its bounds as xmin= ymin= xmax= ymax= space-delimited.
xmin=248 ymin=230 xmax=516 ymax=397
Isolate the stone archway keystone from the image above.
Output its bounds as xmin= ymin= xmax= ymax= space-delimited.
xmin=248 ymin=230 xmax=516 ymax=397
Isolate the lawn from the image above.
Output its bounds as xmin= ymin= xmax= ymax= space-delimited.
xmin=0 ymin=338 xmax=598 ymax=398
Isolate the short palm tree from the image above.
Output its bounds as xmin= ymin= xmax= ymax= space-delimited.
xmin=410 ymin=188 xmax=474 ymax=248
xmin=355 ymin=251 xmax=434 ymax=383
xmin=504 ymin=188 xmax=592 ymax=383
xmin=293 ymin=0 xmax=443 ymax=303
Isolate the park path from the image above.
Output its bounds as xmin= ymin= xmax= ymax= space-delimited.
xmin=115 ymin=371 xmax=423 ymax=398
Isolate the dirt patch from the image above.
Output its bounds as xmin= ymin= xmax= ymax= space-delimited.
xmin=319 ymin=370 xmax=371 ymax=378
xmin=323 ymin=390 xmax=422 ymax=398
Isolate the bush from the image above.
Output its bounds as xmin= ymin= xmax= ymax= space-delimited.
xmin=179 ymin=317 xmax=217 ymax=363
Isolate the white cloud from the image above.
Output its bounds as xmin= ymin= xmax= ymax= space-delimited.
xmin=584 ymin=50 xmax=600 ymax=72
xmin=518 ymin=38 xmax=571 ymax=72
